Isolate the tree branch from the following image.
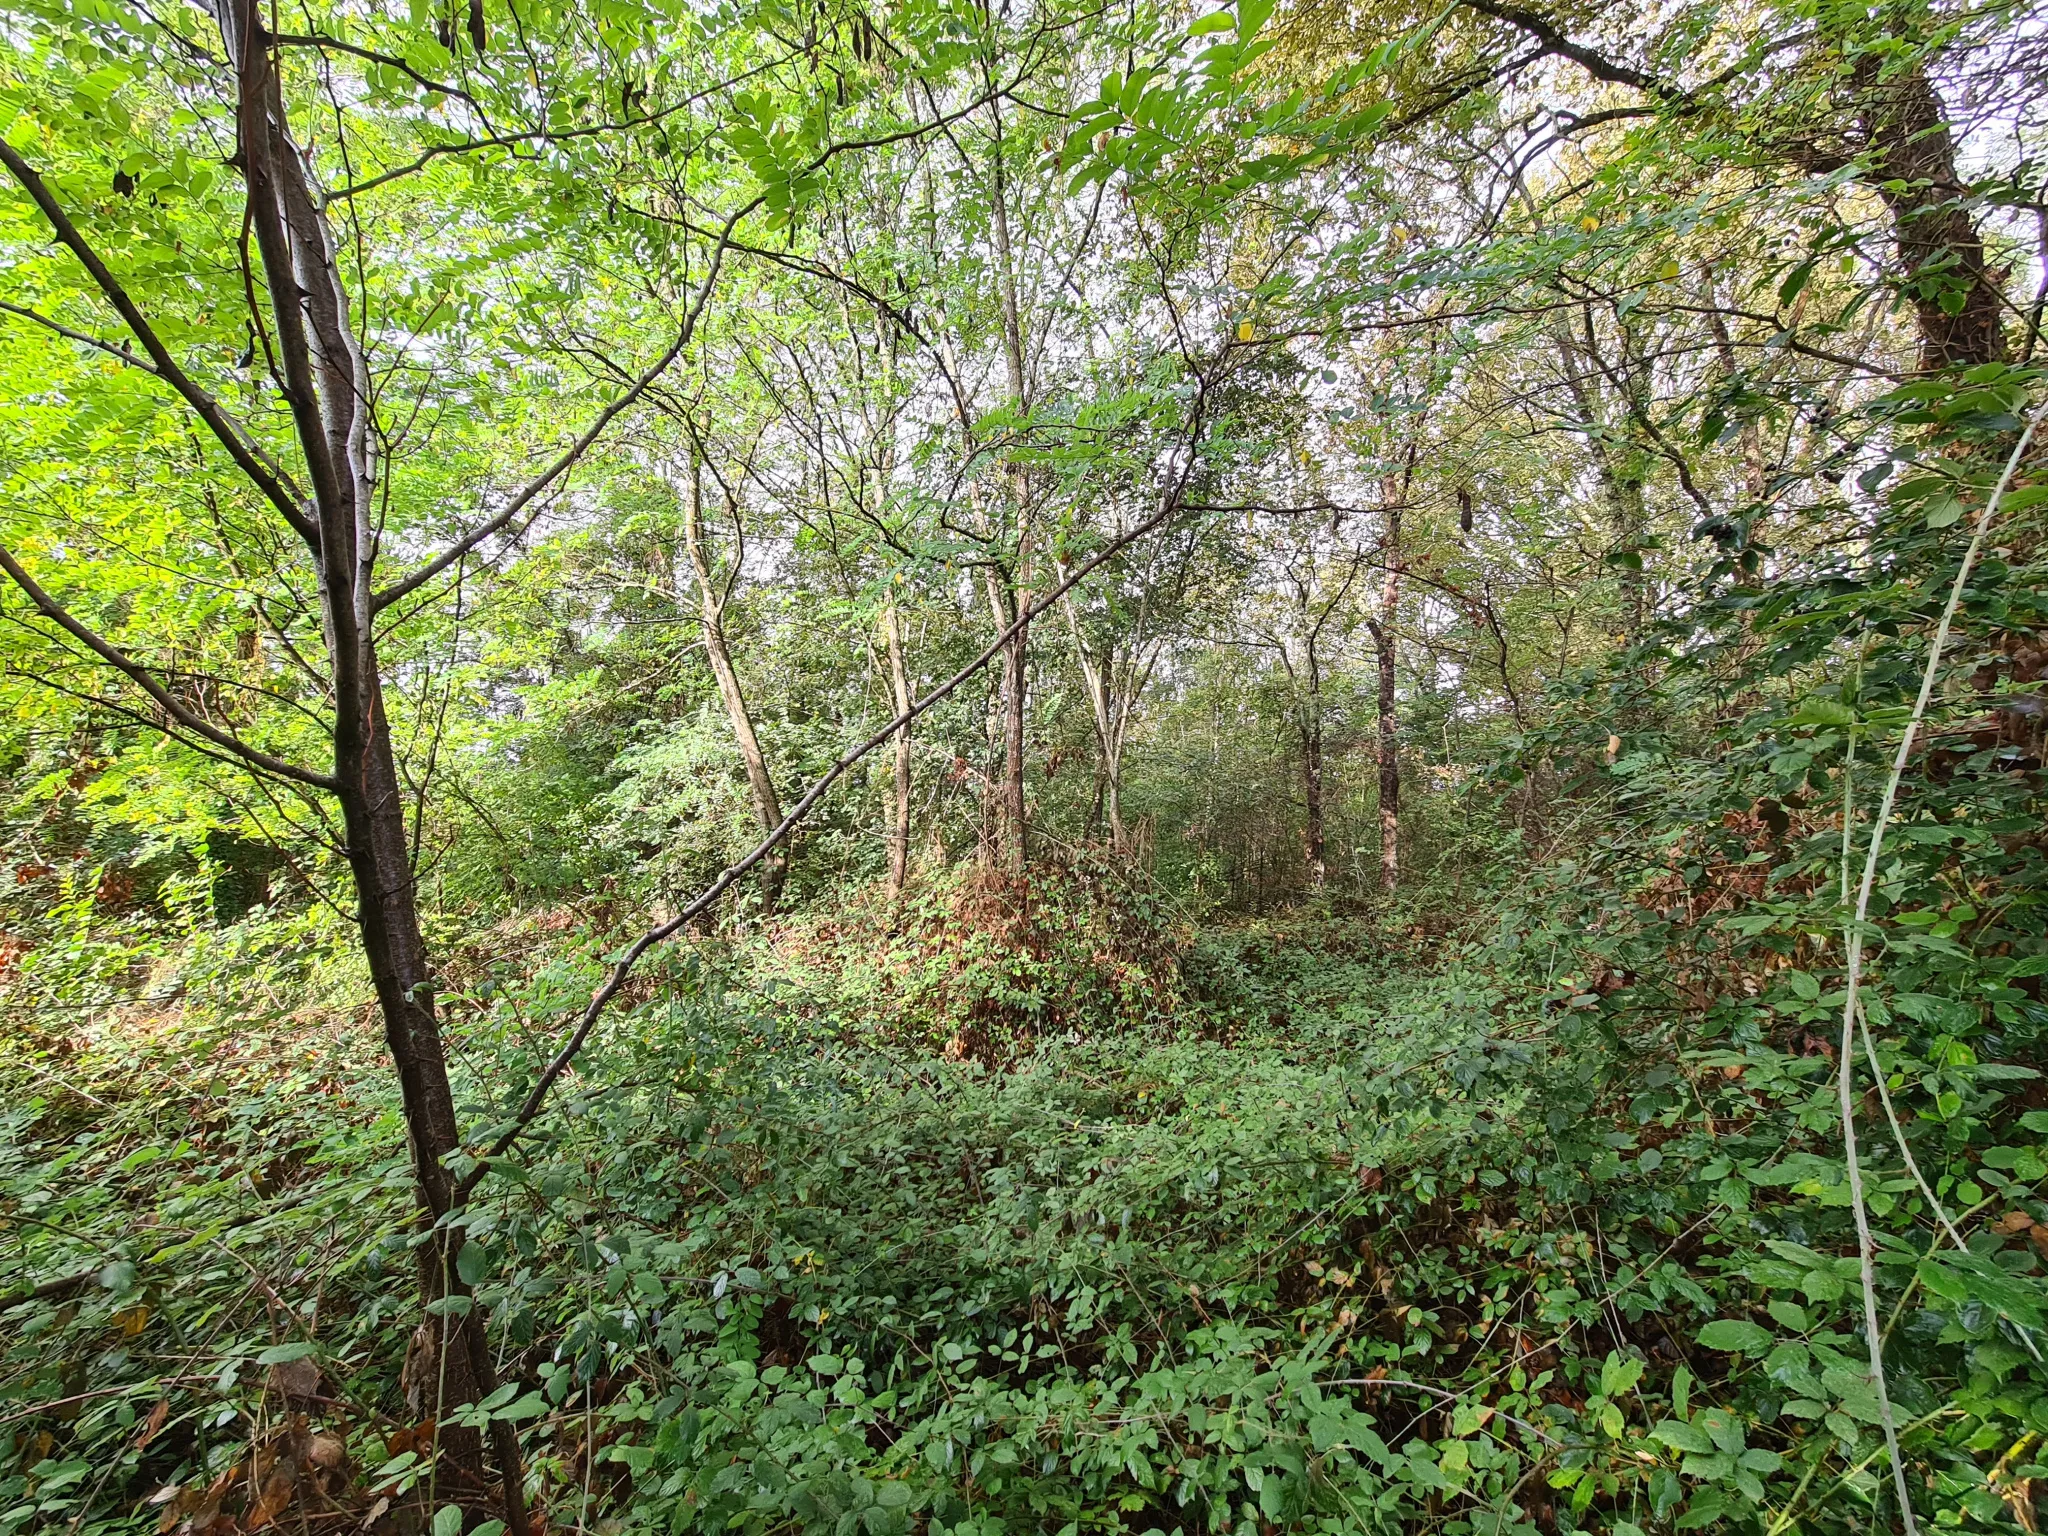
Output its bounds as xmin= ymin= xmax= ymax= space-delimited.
xmin=1457 ymin=0 xmax=1673 ymax=97
xmin=0 ymin=546 xmax=336 ymax=791
xmin=0 ymin=142 xmax=316 ymax=546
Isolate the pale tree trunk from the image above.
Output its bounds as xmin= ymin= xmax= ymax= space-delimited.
xmin=985 ymin=107 xmax=1033 ymax=878
xmin=883 ymin=597 xmax=913 ymax=899
xmin=982 ymin=554 xmax=1031 ymax=876
xmin=212 ymin=2 xmax=525 ymax=1517
xmin=1063 ymin=596 xmax=1161 ymax=860
xmin=685 ymin=461 xmax=786 ymax=912
xmin=1064 ymin=596 xmax=1123 ymax=855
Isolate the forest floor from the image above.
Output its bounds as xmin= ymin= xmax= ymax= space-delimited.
xmin=3 ymin=879 xmax=2031 ymax=1534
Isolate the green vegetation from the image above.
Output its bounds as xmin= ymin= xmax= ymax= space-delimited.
xmin=2 ymin=0 xmax=2046 ymax=1532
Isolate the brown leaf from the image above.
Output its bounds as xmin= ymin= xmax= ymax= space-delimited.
xmin=266 ymin=1357 xmax=321 ymax=1403
xmin=242 ymin=1463 xmax=295 ymax=1532
xmin=307 ymin=1433 xmax=347 ymax=1472
xmin=1993 ymin=1210 xmax=2038 ymax=1236
xmin=135 ymin=1398 xmax=170 ymax=1449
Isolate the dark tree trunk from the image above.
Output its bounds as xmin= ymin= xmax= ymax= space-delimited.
xmin=1297 ymin=642 xmax=1327 ymax=892
xmin=1854 ymin=57 xmax=2008 ymax=372
xmin=1367 ymin=615 xmax=1399 ymax=896
xmin=883 ymin=599 xmax=913 ymax=901
xmin=1371 ymin=479 xmax=1404 ymax=896
xmin=1299 ymin=717 xmax=1327 ymax=892
xmin=217 ymin=3 xmax=524 ymax=1519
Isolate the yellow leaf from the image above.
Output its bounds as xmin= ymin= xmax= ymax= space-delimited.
xmin=1579 ymin=215 xmax=1599 ymax=233
xmin=115 ymin=1304 xmax=151 ymax=1337
xmin=1657 ymin=258 xmax=1680 ymax=280
xmin=1235 ymin=319 xmax=1254 ymax=342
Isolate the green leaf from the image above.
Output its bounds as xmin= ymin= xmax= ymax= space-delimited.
xmin=256 ymin=1342 xmax=318 ymax=1365
xmin=432 ymin=1506 xmax=463 ymax=1536
xmin=1697 ymin=1319 xmax=1773 ymax=1354
xmin=1924 ymin=494 xmax=1964 ymax=529
xmin=1790 ymin=696 xmax=1856 ymax=728
xmin=1651 ymin=1418 xmax=1714 ymax=1455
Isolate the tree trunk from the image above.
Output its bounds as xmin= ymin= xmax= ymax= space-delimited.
xmin=1371 ymin=467 xmax=1406 ymax=896
xmin=1367 ymin=615 xmax=1398 ymax=896
xmin=685 ymin=462 xmax=786 ymax=912
xmin=1299 ymin=714 xmax=1326 ymax=893
xmin=1064 ymin=595 xmax=1127 ymax=856
xmin=1853 ymin=57 xmax=2007 ymax=371
xmin=982 ymin=557 xmax=1030 ymax=877
xmin=217 ymin=4 xmax=524 ymax=1520
xmin=986 ymin=108 xmax=1033 ymax=879
xmin=883 ymin=597 xmax=913 ymax=900
xmin=1550 ymin=309 xmax=1648 ymax=639
xmin=1298 ymin=642 xmax=1327 ymax=892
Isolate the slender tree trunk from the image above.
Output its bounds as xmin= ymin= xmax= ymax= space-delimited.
xmin=217 ymin=5 xmax=524 ymax=1520
xmin=1371 ymin=477 xmax=1404 ymax=897
xmin=1366 ymin=615 xmax=1398 ymax=896
xmin=982 ymin=556 xmax=1030 ymax=877
xmin=883 ymin=597 xmax=913 ymax=900
xmin=1552 ymin=311 xmax=1647 ymax=640
xmin=1298 ymin=644 xmax=1327 ymax=892
xmin=685 ymin=463 xmax=786 ymax=912
xmin=1001 ymin=582 xmax=1030 ymax=877
xmin=986 ymin=104 xmax=1033 ymax=879
xmin=1064 ymin=595 xmax=1126 ymax=856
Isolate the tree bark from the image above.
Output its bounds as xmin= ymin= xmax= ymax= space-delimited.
xmin=883 ymin=597 xmax=913 ymax=900
xmin=685 ymin=461 xmax=786 ymax=912
xmin=1064 ymin=596 xmax=1126 ymax=856
xmin=215 ymin=2 xmax=524 ymax=1519
xmin=1551 ymin=309 xmax=1647 ymax=639
xmin=1366 ymin=614 xmax=1398 ymax=896
xmin=985 ymin=103 xmax=1033 ymax=879
xmin=1297 ymin=639 xmax=1327 ymax=893
xmin=1852 ymin=57 xmax=2007 ymax=372
xmin=1370 ymin=463 xmax=1408 ymax=896
xmin=981 ymin=553 xmax=1031 ymax=877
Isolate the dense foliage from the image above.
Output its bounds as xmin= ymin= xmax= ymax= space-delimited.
xmin=2 ymin=0 xmax=2046 ymax=1532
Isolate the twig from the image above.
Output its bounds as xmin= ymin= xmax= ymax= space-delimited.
xmin=1834 ymin=397 xmax=2045 ymax=1536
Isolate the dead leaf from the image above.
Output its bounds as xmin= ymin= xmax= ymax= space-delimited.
xmin=1994 ymin=1210 xmax=2038 ymax=1236
xmin=266 ymin=1356 xmax=321 ymax=1402
xmin=307 ymin=1433 xmax=347 ymax=1471
xmin=242 ymin=1462 xmax=296 ymax=1532
xmin=115 ymin=1304 xmax=152 ymax=1337
xmin=134 ymin=1398 xmax=170 ymax=1449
